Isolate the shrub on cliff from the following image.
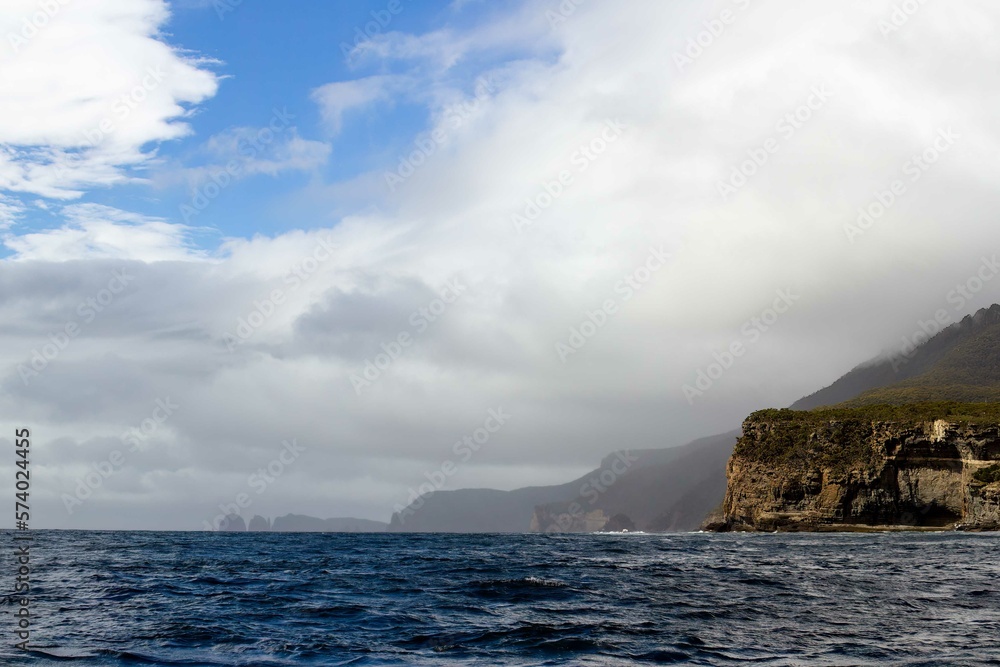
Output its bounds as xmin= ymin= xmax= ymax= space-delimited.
xmin=973 ymin=464 xmax=1000 ymax=485
xmin=734 ymin=412 xmax=880 ymax=473
xmin=735 ymin=402 xmax=1000 ymax=473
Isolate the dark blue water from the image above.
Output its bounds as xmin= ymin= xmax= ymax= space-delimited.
xmin=2 ymin=531 xmax=999 ymax=666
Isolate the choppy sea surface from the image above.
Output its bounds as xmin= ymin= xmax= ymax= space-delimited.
xmin=1 ymin=531 xmax=999 ymax=666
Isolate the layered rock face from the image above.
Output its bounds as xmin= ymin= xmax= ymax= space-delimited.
xmin=715 ymin=410 xmax=1000 ymax=531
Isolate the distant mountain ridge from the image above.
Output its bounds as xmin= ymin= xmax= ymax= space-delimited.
xmin=389 ymin=431 xmax=738 ymax=533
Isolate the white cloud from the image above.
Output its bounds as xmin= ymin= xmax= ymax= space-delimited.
xmin=4 ymin=203 xmax=206 ymax=262
xmin=0 ymin=0 xmax=218 ymax=198
xmin=202 ymin=127 xmax=330 ymax=174
xmin=311 ymin=76 xmax=408 ymax=134
xmin=0 ymin=194 xmax=24 ymax=228
xmin=160 ymin=125 xmax=332 ymax=194
xmin=344 ymin=1 xmax=559 ymax=71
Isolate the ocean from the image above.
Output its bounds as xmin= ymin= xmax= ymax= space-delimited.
xmin=2 ymin=531 xmax=999 ymax=666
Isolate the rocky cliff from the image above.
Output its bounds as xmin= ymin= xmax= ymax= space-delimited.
xmin=248 ymin=515 xmax=271 ymax=531
xmin=219 ymin=513 xmax=246 ymax=531
xmin=712 ymin=405 xmax=1000 ymax=531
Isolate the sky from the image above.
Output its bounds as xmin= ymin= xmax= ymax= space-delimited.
xmin=3 ymin=0 xmax=1000 ymax=529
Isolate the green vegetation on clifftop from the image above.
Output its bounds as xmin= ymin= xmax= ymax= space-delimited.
xmin=735 ymin=402 xmax=1000 ymax=472
xmin=755 ymin=402 xmax=1000 ymax=424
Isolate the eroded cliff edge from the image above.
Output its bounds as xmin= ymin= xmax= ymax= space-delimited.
xmin=709 ymin=404 xmax=1000 ymax=531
